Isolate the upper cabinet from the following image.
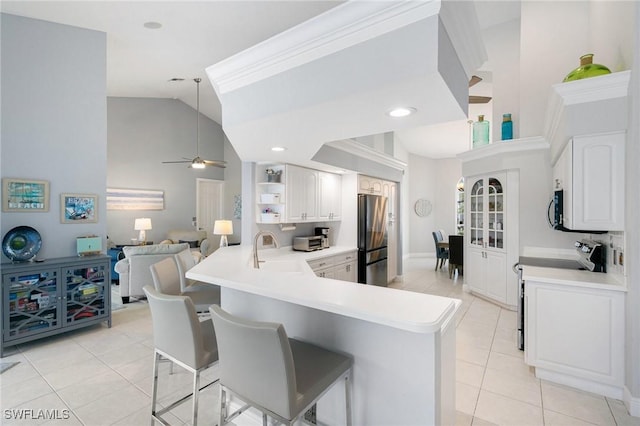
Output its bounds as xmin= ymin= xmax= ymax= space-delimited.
xmin=256 ymin=164 xmax=343 ymax=224
xmin=285 ymin=165 xmax=319 ymax=222
xmin=553 ymin=131 xmax=625 ymax=231
xmin=318 ymin=172 xmax=342 ymax=221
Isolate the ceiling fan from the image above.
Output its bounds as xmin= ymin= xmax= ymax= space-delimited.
xmin=469 ymin=75 xmax=492 ymax=104
xmin=163 ymin=78 xmax=226 ymax=169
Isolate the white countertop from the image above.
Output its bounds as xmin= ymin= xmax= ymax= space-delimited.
xmin=522 ymin=265 xmax=626 ymax=292
xmin=187 ymin=245 xmax=460 ymax=333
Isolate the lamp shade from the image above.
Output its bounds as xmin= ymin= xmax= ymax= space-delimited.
xmin=134 ymin=218 xmax=152 ymax=231
xmin=213 ymin=220 xmax=233 ymax=235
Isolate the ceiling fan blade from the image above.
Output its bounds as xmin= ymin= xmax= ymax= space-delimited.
xmin=162 ymin=160 xmax=192 ymax=164
xmin=469 ymin=95 xmax=492 ymax=104
xmin=203 ymin=159 xmax=227 ymax=166
xmin=469 ymin=75 xmax=482 ymax=87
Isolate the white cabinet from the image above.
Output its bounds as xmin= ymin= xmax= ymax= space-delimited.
xmin=358 ymin=175 xmax=383 ymax=194
xmin=383 ymin=181 xmax=398 ymax=283
xmin=285 ymin=165 xmax=342 ymax=223
xmin=553 ymin=131 xmax=625 ymax=231
xmin=308 ymin=251 xmax=357 ymax=282
xmin=525 ymin=279 xmax=625 ymax=398
xmin=464 ymin=172 xmax=515 ymax=308
xmin=318 ymin=172 xmax=342 ymax=221
xmin=285 ymin=165 xmax=318 ymax=222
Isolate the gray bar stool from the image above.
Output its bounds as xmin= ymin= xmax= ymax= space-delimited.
xmin=174 ymin=249 xmax=221 ymax=304
xmin=210 ymin=305 xmax=353 ymax=426
xmin=143 ymin=285 xmax=219 ymax=426
xmin=149 ymin=257 xmax=218 ymax=312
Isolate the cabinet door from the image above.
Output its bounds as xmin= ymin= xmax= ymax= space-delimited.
xmin=525 ymin=281 xmax=624 ymax=388
xmin=333 ymin=261 xmax=357 ymax=282
xmin=318 ymin=171 xmax=342 ymax=221
xmin=286 ymin=165 xmax=318 ymax=222
xmin=64 ymin=263 xmax=109 ymax=325
xmin=358 ymin=175 xmax=382 ymax=194
xmin=384 ymin=182 xmax=398 ymax=283
xmin=3 ymin=269 xmax=61 ymax=341
xmin=468 ymin=177 xmax=485 ymax=248
xmin=465 ymin=247 xmax=486 ymax=294
xmin=485 ymin=251 xmax=506 ymax=303
xmin=570 ymin=132 xmax=625 ymax=231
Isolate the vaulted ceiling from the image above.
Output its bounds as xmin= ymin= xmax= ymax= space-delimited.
xmin=1 ymin=1 xmax=521 ymax=160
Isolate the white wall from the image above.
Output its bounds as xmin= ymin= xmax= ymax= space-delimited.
xmin=1 ymin=14 xmax=106 ymax=259
xmin=624 ymin=2 xmax=640 ymax=414
xmin=405 ymin=154 xmax=461 ymax=256
xmin=106 ymin=97 xmax=227 ymax=244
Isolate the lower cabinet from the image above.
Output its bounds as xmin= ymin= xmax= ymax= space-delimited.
xmin=525 ymin=279 xmax=625 ymax=398
xmin=308 ymin=251 xmax=357 ymax=282
xmin=466 ymin=247 xmax=508 ymax=306
xmin=1 ymin=255 xmax=111 ymax=356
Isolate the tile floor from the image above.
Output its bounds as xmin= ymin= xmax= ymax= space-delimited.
xmin=1 ymin=258 xmax=638 ymax=426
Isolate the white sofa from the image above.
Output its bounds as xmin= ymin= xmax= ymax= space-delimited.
xmin=163 ymin=229 xmax=211 ymax=256
xmin=114 ymin=243 xmax=199 ymax=303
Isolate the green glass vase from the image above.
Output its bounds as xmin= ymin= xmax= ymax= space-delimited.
xmin=563 ymin=54 xmax=611 ymax=82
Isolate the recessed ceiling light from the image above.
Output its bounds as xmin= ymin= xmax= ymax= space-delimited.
xmin=144 ymin=21 xmax=162 ymax=30
xmin=168 ymin=78 xmax=185 ymax=82
xmin=387 ymin=107 xmax=417 ymax=118
xmin=271 ymin=146 xmax=286 ymax=152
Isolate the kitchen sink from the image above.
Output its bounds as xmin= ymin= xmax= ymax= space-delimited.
xmin=258 ymin=260 xmax=308 ymax=273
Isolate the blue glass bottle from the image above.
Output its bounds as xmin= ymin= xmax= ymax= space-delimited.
xmin=501 ymin=113 xmax=513 ymax=141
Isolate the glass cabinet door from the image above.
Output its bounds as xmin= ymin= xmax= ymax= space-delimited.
xmin=469 ymin=178 xmax=484 ymax=247
xmin=64 ymin=264 xmax=108 ymax=325
xmin=467 ymin=175 xmax=506 ymax=251
xmin=487 ymin=177 xmax=504 ymax=249
xmin=4 ymin=269 xmax=60 ymax=340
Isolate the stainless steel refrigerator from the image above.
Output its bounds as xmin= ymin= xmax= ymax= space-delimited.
xmin=358 ymin=194 xmax=388 ymax=286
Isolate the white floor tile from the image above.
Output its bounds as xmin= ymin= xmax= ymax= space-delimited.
xmin=72 ymin=384 xmax=150 ymax=425
xmin=457 ymin=359 xmax=485 ymax=388
xmin=607 ymin=398 xmax=640 ymax=426
xmin=456 ymin=381 xmax=480 ymax=415
xmin=486 ymin=351 xmax=535 ymax=380
xmin=474 ymin=389 xmax=544 ymax=426
xmin=56 ymin=369 xmax=131 ymax=409
xmin=544 ymin=409 xmax=600 ymax=425
xmin=456 ymin=410 xmax=473 ymax=426
xmin=481 ymin=367 xmax=542 ymax=407
xmin=541 ymin=381 xmax=616 ymax=426
xmin=0 ymin=375 xmax=54 ymax=408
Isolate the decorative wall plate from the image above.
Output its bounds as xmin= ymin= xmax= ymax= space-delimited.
xmin=414 ymin=199 xmax=432 ymax=217
xmin=2 ymin=226 xmax=42 ymax=261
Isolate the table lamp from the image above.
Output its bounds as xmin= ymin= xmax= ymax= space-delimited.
xmin=134 ymin=218 xmax=152 ymax=245
xmin=213 ymin=220 xmax=233 ymax=247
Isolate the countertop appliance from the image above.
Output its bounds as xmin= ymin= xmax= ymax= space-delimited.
xmin=548 ymin=190 xmax=606 ymax=234
xmin=357 ymin=194 xmax=388 ymax=286
xmin=315 ymin=227 xmax=330 ymax=248
xmin=514 ymin=239 xmax=606 ymax=350
xmin=293 ymin=236 xmax=324 ymax=252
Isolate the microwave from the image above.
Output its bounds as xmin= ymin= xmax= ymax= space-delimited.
xmin=549 ymin=190 xmax=605 ymax=234
xmin=293 ymin=236 xmax=325 ymax=252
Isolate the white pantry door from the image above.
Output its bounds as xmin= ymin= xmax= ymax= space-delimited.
xmin=196 ymin=178 xmax=224 ymax=237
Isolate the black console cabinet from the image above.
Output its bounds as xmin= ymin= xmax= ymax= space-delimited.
xmin=1 ymin=255 xmax=111 ymax=356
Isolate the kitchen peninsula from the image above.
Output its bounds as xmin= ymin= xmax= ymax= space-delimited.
xmin=187 ymin=245 xmax=461 ymax=425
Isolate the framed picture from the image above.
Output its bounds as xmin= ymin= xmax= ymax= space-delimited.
xmin=61 ymin=193 xmax=98 ymax=223
xmin=106 ymin=188 xmax=164 ymax=210
xmin=2 ymin=178 xmax=50 ymax=212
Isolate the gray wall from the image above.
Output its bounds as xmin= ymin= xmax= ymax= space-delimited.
xmin=106 ymin=97 xmax=230 ymax=244
xmin=1 ymin=14 xmax=107 ymax=259
xmin=223 ymin=137 xmax=242 ymax=245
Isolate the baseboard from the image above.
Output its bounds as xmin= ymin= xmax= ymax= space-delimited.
xmin=624 ymin=386 xmax=640 ymax=417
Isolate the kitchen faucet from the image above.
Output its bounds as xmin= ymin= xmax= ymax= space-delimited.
xmin=253 ymin=230 xmax=280 ymax=268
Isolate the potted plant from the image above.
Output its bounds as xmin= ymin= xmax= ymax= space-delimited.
xmin=265 ymin=168 xmax=282 ymax=183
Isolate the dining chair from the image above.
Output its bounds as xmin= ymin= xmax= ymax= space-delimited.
xmin=143 ymin=285 xmax=218 ymax=426
xmin=432 ymin=231 xmax=449 ymax=271
xmin=210 ymin=304 xmax=353 ymax=426
xmin=448 ymin=235 xmax=464 ymax=278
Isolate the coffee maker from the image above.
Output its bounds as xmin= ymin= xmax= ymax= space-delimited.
xmin=315 ymin=227 xmax=330 ymax=248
